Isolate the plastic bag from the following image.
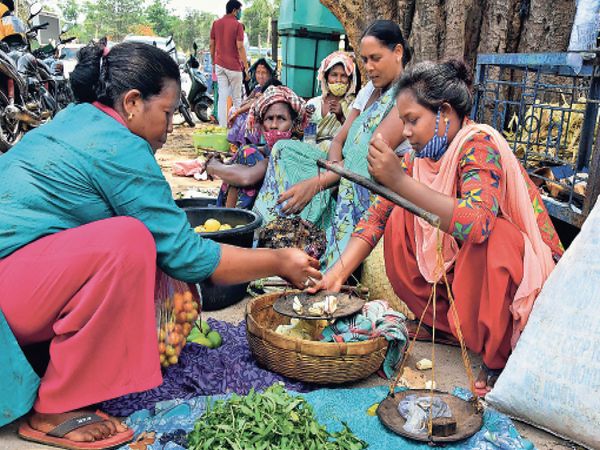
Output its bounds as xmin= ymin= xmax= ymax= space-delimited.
xmin=155 ymin=271 xmax=201 ymax=368
xmin=567 ymin=0 xmax=600 ymax=73
xmin=398 ymin=395 xmax=452 ymax=434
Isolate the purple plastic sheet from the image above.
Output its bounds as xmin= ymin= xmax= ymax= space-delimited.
xmin=100 ymin=319 xmax=312 ymax=417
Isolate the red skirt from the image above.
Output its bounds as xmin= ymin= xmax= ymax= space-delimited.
xmin=0 ymin=217 xmax=161 ymax=413
xmin=384 ymin=209 xmax=524 ymax=369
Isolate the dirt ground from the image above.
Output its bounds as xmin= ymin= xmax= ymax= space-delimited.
xmin=0 ymin=122 xmax=579 ymax=450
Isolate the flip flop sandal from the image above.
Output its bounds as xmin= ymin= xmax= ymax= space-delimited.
xmin=406 ymin=321 xmax=461 ymax=347
xmin=18 ymin=410 xmax=134 ymax=450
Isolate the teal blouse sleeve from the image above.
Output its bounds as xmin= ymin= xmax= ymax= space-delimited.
xmin=87 ymin=134 xmax=221 ymax=282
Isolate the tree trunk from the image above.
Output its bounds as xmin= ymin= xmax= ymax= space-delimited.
xmin=319 ymin=0 xmax=576 ymax=74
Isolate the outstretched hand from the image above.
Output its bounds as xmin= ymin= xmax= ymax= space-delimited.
xmin=306 ymin=270 xmax=344 ymax=294
xmin=278 ymin=248 xmax=322 ymax=289
xmin=367 ymin=133 xmax=405 ymax=189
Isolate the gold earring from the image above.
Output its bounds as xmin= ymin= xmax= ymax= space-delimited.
xmin=128 ymin=112 xmax=133 ymax=120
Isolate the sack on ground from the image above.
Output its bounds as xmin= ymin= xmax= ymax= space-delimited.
xmin=486 ymin=202 xmax=600 ymax=449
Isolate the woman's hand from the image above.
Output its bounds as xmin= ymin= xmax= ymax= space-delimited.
xmin=277 ymin=248 xmax=322 ymax=289
xmin=227 ymin=111 xmax=238 ymax=127
xmin=277 ymin=178 xmax=319 ymax=215
xmin=367 ymin=133 xmax=405 ymax=189
xmin=205 ymin=156 xmax=224 ymax=177
xmin=328 ymin=98 xmax=345 ymax=122
xmin=306 ymin=269 xmax=345 ymax=294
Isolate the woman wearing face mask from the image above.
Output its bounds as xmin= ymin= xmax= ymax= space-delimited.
xmin=0 ymin=42 xmax=321 ymax=450
xmin=208 ymin=84 xmax=308 ymax=209
xmin=306 ymin=51 xmax=358 ymax=150
xmin=254 ymin=21 xmax=411 ymax=268
xmin=227 ymin=58 xmax=278 ymax=148
xmin=311 ymin=59 xmax=563 ymax=396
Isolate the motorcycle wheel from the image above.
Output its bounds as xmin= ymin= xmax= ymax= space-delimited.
xmin=194 ymin=101 xmax=211 ymax=123
xmin=179 ymin=95 xmax=195 ymax=127
xmin=0 ymin=91 xmax=22 ymax=153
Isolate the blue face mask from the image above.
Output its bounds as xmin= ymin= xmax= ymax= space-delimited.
xmin=415 ymin=108 xmax=450 ymax=161
xmin=236 ymin=10 xmax=242 ymax=19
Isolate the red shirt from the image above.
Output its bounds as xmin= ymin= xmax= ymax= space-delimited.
xmin=210 ymin=15 xmax=244 ymax=71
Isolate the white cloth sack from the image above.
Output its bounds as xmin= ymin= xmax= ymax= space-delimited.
xmin=486 ymin=202 xmax=600 ymax=449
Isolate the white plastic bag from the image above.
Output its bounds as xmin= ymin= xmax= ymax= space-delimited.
xmin=486 ymin=202 xmax=600 ymax=449
xmin=567 ymin=0 xmax=600 ymax=73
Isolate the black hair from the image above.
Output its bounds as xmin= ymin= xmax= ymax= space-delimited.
xmin=397 ymin=59 xmax=474 ymax=119
xmin=361 ymin=20 xmax=411 ymax=67
xmin=226 ymin=0 xmax=242 ymax=14
xmin=70 ymin=40 xmax=180 ymax=107
xmin=1 ymin=0 xmax=14 ymax=13
xmin=261 ymin=78 xmax=282 ymax=91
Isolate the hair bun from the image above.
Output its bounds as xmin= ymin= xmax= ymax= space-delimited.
xmin=70 ymin=42 xmax=104 ymax=103
xmin=445 ymin=59 xmax=473 ymax=88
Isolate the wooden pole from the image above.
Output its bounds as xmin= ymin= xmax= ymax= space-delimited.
xmin=316 ymin=159 xmax=441 ymax=227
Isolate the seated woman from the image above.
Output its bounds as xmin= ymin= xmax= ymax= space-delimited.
xmin=208 ymin=85 xmax=308 ymax=209
xmin=306 ymin=50 xmax=358 ymax=151
xmin=0 ymin=41 xmax=320 ymax=450
xmin=253 ymin=20 xmax=411 ymax=268
xmin=311 ymin=59 xmax=563 ymax=396
xmin=227 ymin=57 xmax=278 ymax=148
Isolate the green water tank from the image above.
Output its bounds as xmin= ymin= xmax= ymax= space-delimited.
xmin=278 ymin=0 xmax=344 ymax=34
xmin=278 ymin=0 xmax=345 ymax=98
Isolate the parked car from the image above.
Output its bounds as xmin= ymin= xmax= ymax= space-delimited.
xmin=58 ymin=43 xmax=84 ymax=79
xmin=123 ymin=35 xmax=179 ymax=63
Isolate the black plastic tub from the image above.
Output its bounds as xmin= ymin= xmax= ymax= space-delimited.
xmin=182 ymin=207 xmax=263 ymax=310
xmin=175 ymin=197 xmax=216 ymax=209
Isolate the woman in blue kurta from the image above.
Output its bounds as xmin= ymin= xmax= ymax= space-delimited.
xmin=0 ymin=41 xmax=321 ymax=449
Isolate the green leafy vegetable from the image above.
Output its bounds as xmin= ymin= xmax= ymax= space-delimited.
xmin=187 ymin=384 xmax=367 ymax=450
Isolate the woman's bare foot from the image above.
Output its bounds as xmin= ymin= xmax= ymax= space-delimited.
xmin=474 ymin=365 xmax=502 ymax=397
xmin=28 ymin=410 xmax=128 ymax=442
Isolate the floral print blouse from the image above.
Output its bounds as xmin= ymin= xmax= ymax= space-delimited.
xmin=352 ymin=131 xmax=564 ymax=260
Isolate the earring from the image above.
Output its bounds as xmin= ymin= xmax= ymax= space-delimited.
xmin=128 ymin=112 xmax=133 ymax=121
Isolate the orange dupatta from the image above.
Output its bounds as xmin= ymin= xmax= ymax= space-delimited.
xmin=409 ymin=122 xmax=555 ymax=346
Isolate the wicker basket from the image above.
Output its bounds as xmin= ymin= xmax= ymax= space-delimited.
xmin=361 ymin=237 xmax=416 ymax=320
xmin=246 ymin=292 xmax=388 ymax=384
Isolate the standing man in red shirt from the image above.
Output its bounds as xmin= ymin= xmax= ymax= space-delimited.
xmin=210 ymin=0 xmax=249 ymax=127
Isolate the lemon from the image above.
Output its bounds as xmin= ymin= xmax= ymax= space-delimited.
xmin=191 ymin=334 xmax=213 ymax=348
xmin=207 ymin=330 xmax=222 ymax=348
xmin=203 ymin=218 xmax=221 ymax=232
xmin=219 ymin=224 xmax=232 ymax=231
xmin=194 ymin=225 xmax=206 ymax=233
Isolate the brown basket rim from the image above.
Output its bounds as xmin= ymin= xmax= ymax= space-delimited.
xmin=245 ymin=292 xmax=388 ymax=357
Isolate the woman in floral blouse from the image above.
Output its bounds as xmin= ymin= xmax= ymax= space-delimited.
xmin=311 ymin=60 xmax=563 ymax=396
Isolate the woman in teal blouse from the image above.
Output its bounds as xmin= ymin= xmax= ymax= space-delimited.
xmin=0 ymin=41 xmax=321 ymax=449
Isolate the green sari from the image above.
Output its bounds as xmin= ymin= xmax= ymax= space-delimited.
xmin=253 ymin=84 xmax=398 ymax=268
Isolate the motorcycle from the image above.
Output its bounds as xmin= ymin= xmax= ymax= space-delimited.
xmin=0 ymin=2 xmax=56 ymax=152
xmin=160 ymin=35 xmax=194 ymax=127
xmin=32 ymin=24 xmax=76 ymax=111
xmin=183 ymin=42 xmax=213 ymax=123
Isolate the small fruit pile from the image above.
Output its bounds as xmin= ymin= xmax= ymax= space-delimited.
xmin=157 ymin=289 xmax=200 ymax=368
xmin=187 ymin=319 xmax=222 ymax=349
xmin=195 ymin=125 xmax=227 ymax=135
xmin=194 ymin=218 xmax=243 ymax=233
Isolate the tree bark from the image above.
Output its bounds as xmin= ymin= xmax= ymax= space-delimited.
xmin=319 ymin=0 xmax=576 ymax=75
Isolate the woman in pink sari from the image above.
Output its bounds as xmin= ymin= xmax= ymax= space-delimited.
xmin=312 ymin=60 xmax=563 ymax=396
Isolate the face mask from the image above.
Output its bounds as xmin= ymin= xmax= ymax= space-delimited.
xmin=328 ymin=82 xmax=348 ymax=97
xmin=415 ymin=108 xmax=450 ymax=161
xmin=263 ymin=129 xmax=292 ymax=148
xmin=236 ymin=10 xmax=242 ymax=19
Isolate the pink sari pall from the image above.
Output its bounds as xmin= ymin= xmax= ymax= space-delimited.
xmin=412 ymin=123 xmax=555 ymax=346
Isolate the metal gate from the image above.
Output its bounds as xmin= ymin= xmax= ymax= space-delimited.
xmin=471 ymin=52 xmax=600 ymax=227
